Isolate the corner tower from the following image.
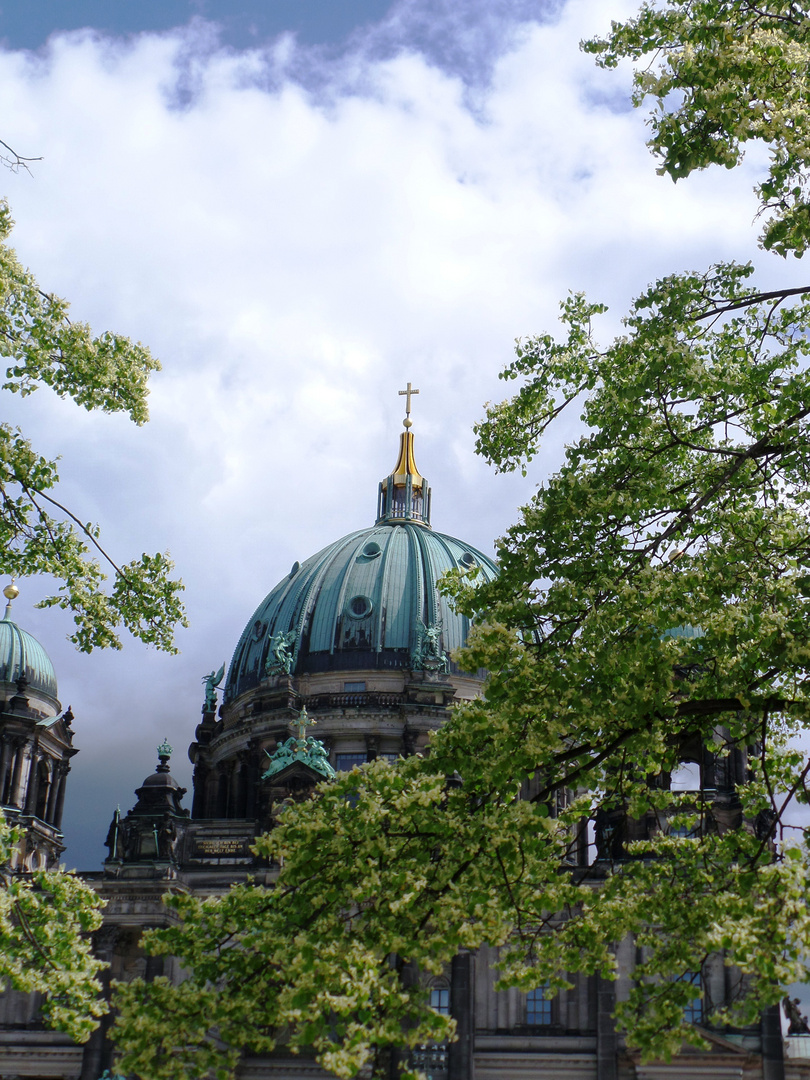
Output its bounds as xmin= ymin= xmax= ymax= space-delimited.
xmin=189 ymin=391 xmax=497 ymax=825
xmin=0 ymin=584 xmax=77 ymax=868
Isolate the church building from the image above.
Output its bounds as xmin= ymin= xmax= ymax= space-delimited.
xmin=0 ymin=394 xmax=808 ymax=1079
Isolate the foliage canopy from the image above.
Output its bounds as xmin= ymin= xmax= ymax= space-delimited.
xmin=112 ymin=1 xmax=810 ymax=1076
xmin=0 ymin=816 xmax=105 ymax=1042
xmin=584 ymin=0 xmax=810 ymax=256
xmin=0 ymin=190 xmax=186 ymax=1039
xmin=0 ymin=200 xmax=186 ymax=651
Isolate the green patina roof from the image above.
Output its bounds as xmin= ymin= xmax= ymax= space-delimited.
xmin=225 ymin=520 xmax=498 ymax=701
xmin=0 ymin=615 xmax=58 ymax=705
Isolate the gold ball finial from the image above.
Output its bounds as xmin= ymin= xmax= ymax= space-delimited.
xmin=403 ymin=417 xmax=413 ymax=429
xmin=3 ymin=582 xmax=19 ymax=602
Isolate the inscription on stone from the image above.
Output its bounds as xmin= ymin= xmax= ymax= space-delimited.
xmin=194 ymin=838 xmax=248 ymax=856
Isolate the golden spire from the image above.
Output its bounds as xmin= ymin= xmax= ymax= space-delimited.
xmin=392 ymin=382 xmax=423 ymax=485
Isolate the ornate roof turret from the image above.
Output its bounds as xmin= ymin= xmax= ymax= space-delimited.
xmin=104 ymin=741 xmax=190 ymax=868
xmin=130 ymin=739 xmax=188 ymax=817
xmin=376 ymin=382 xmax=431 ymax=527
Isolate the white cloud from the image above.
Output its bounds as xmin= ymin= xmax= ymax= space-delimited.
xmin=0 ymin=0 xmax=787 ymax=866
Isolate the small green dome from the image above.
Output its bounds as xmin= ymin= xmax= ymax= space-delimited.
xmin=0 ymin=615 xmax=58 ymax=706
xmin=225 ymin=521 xmax=497 ymax=702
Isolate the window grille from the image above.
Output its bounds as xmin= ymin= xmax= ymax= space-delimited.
xmin=677 ymin=972 xmax=702 ymax=1024
xmin=411 ymin=1044 xmax=447 ymax=1079
xmin=526 ymin=986 xmax=553 ymax=1025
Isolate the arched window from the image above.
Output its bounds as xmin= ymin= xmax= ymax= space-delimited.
xmin=430 ymin=982 xmax=450 ymax=1016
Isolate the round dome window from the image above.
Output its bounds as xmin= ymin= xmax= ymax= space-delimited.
xmin=459 ymin=552 xmax=478 ymax=568
xmin=347 ymin=595 xmax=373 ymax=619
xmin=361 ymin=541 xmax=382 ymax=559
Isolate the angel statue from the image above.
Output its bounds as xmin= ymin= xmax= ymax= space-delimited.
xmin=265 ymin=630 xmax=296 ymax=676
xmin=202 ymin=663 xmax=225 ymax=713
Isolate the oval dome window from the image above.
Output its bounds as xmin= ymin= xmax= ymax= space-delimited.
xmin=361 ymin=541 xmax=382 ymax=559
xmin=347 ymin=595 xmax=373 ymax=619
xmin=459 ymin=552 xmax=477 ymax=568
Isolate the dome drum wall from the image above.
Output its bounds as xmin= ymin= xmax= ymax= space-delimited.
xmin=190 ymin=692 xmax=453 ymax=824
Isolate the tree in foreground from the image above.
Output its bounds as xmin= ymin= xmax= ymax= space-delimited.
xmin=0 ymin=193 xmax=186 ymax=1038
xmin=0 ymin=814 xmax=105 ymax=1042
xmin=0 ymin=199 xmax=187 ymax=651
xmin=110 ymin=2 xmax=810 ymax=1076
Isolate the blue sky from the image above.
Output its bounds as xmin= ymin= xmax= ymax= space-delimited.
xmin=0 ymin=0 xmax=785 ymax=877
xmin=1 ymin=1 xmax=394 ymax=50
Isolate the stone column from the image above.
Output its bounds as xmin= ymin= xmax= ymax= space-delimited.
xmin=388 ymin=960 xmax=419 ymax=1080
xmin=53 ymin=765 xmax=70 ymax=830
xmin=762 ymin=1002 xmax=786 ymax=1080
xmin=236 ymin=751 xmax=250 ymax=817
xmin=0 ymin=735 xmax=12 ymax=803
xmin=366 ymin=734 xmax=379 ymax=761
xmin=45 ymin=760 xmax=61 ymax=823
xmin=245 ymin=738 xmax=260 ymax=819
xmin=225 ymin=761 xmax=237 ymax=817
xmin=80 ymin=926 xmax=120 ymax=1080
xmin=596 ymin=973 xmax=618 ymax=1080
xmin=448 ymin=951 xmax=474 ymax=1080
xmin=8 ymin=739 xmax=26 ymax=808
xmin=24 ymin=752 xmax=40 ymax=815
xmin=191 ymin=761 xmax=208 ymax=818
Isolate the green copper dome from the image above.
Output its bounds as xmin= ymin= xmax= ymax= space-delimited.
xmin=0 ymin=614 xmax=58 ymax=706
xmin=225 ymin=521 xmax=497 ymax=700
xmin=225 ymin=417 xmax=497 ymax=703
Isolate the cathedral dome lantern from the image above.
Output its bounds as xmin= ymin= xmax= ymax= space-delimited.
xmin=376 ymin=383 xmax=431 ymax=527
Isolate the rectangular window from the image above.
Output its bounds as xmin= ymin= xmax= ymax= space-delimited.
xmin=380 ymin=752 xmax=399 ymax=764
xmin=430 ymin=987 xmax=450 ymax=1016
xmin=677 ymin=972 xmax=702 ymax=1024
xmin=335 ymin=753 xmax=367 ymax=772
xmin=526 ymin=986 xmax=553 ymax=1026
xmin=343 ymin=681 xmax=366 ymax=692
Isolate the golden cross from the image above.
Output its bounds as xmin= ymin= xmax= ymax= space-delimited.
xmin=291 ymin=707 xmax=316 ymax=743
xmin=398 ymin=382 xmax=419 ymax=417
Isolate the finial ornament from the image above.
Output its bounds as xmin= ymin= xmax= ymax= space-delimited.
xmin=290 ymin=707 xmax=317 ymax=746
xmin=2 ymin=580 xmax=18 ymax=619
xmin=156 ymin=738 xmax=173 ymax=774
xmin=398 ymin=382 xmax=419 ymax=428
